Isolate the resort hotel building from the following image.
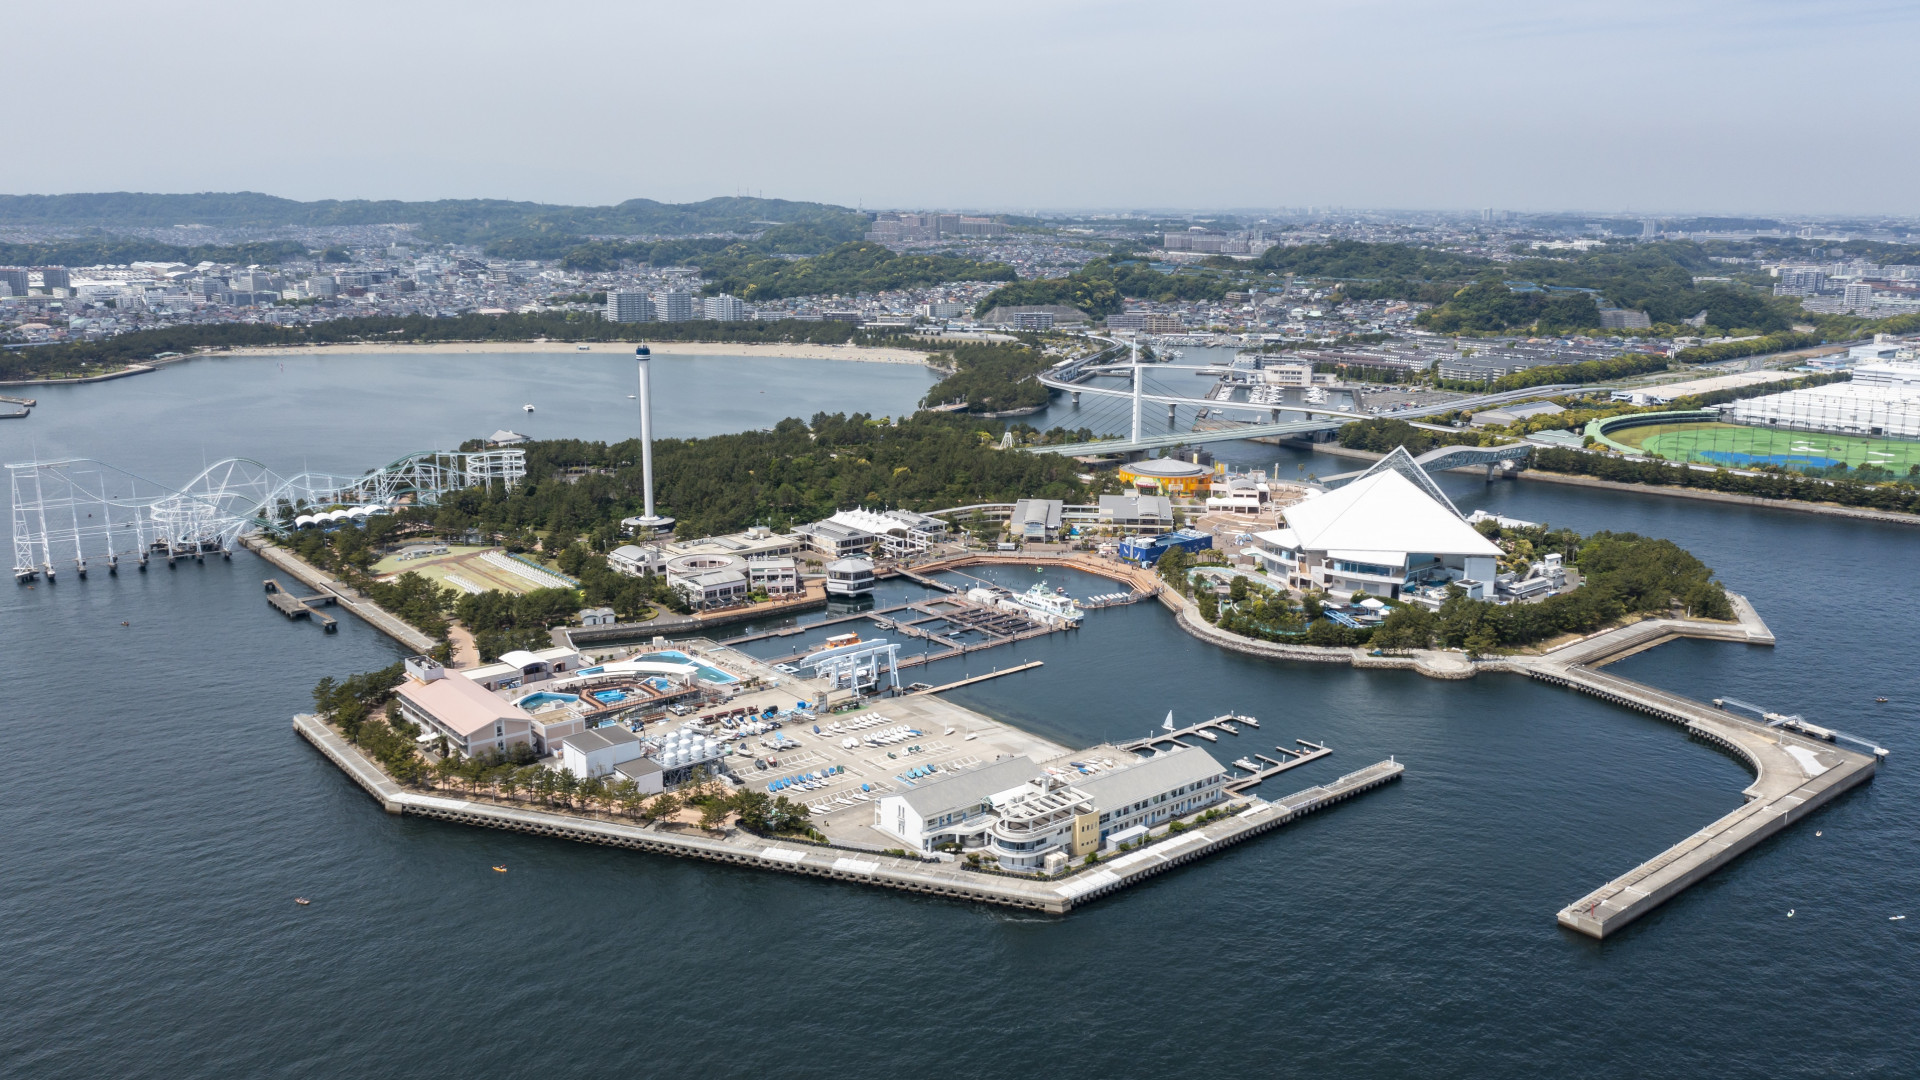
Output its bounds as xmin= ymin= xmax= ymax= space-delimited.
xmin=872 ymin=746 xmax=1229 ymax=872
xmin=1246 ymin=448 xmax=1501 ymax=602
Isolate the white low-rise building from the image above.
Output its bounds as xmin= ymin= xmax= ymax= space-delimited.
xmin=747 ymin=555 xmax=800 ymax=596
xmin=873 ymin=748 xmax=1230 ymax=870
xmin=608 ymin=544 xmax=665 ymax=578
xmin=461 ymin=646 xmax=586 ymax=692
xmin=1247 ymin=448 xmax=1501 ymax=601
xmin=559 ymin=725 xmax=644 ymax=779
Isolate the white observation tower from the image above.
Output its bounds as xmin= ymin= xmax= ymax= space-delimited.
xmin=629 ymin=344 xmax=674 ymax=536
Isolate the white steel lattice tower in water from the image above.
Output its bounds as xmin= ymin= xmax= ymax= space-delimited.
xmin=629 ymin=344 xmax=674 ymax=535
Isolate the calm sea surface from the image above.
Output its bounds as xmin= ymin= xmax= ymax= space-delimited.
xmin=2 ymin=350 xmax=1913 ymax=1079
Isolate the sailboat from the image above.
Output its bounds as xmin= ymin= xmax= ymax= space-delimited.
xmin=1162 ymin=710 xmax=1176 ymax=732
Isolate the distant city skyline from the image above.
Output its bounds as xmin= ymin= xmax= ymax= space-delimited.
xmin=8 ymin=0 xmax=1919 ymax=215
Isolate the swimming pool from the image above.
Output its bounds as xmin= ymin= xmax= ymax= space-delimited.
xmin=516 ymin=691 xmax=579 ymax=709
xmin=634 ymin=650 xmax=738 ymax=684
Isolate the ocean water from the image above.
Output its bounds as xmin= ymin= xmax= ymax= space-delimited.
xmin=2 ymin=352 xmax=1914 ymax=1079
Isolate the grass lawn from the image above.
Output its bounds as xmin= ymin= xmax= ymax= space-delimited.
xmin=370 ymin=544 xmax=571 ymax=596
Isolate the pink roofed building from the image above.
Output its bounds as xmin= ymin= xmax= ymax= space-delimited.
xmin=396 ymin=661 xmax=535 ymax=758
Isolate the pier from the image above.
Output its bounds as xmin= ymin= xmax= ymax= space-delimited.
xmin=293 ymin=712 xmax=1404 ymax=914
xmin=906 ymin=661 xmax=1046 ymax=695
xmin=264 ymin=578 xmax=338 ymax=632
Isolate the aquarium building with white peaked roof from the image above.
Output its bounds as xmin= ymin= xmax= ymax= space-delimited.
xmin=1246 ymin=447 xmax=1502 ymax=600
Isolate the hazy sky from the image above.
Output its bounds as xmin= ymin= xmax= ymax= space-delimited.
xmin=12 ymin=0 xmax=1918 ymax=215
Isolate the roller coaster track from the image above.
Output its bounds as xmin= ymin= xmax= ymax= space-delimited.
xmin=9 ymin=449 xmax=524 ymax=581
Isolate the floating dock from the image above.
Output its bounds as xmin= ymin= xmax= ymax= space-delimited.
xmin=264 ymin=578 xmax=337 ymax=631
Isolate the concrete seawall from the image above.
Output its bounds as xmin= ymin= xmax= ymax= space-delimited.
xmin=292 ymin=713 xmax=1402 ymax=914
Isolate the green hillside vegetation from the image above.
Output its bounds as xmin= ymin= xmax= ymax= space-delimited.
xmin=973 ymin=258 xmax=1229 ymax=317
xmin=699 ymin=241 xmax=1015 ymax=301
xmin=1250 ymin=240 xmax=1494 ymax=302
xmin=0 ymin=191 xmax=865 ymax=249
xmin=1239 ymin=240 xmax=1811 ymax=336
xmin=0 ymin=237 xmax=311 ymax=268
xmin=921 ymin=343 xmax=1050 ymax=413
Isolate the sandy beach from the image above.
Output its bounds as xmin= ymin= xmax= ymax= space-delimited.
xmin=218 ymin=340 xmax=935 ymax=365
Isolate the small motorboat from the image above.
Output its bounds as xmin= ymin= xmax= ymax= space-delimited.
xmin=1194 ymin=730 xmax=1219 ymax=742
xmin=1241 ymin=716 xmax=1259 ymax=728
xmin=1894 ymin=915 xmax=1908 ymax=921
xmin=1875 ymin=697 xmax=1889 ymax=703
xmin=294 ymin=897 xmax=311 ymax=906
xmin=522 ymin=403 xmax=535 ymax=412
xmin=492 ymin=865 xmax=508 ymax=873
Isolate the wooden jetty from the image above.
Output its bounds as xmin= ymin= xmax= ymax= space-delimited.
xmin=263 ymin=578 xmax=338 ymax=632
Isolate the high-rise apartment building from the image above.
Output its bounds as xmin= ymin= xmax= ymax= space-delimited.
xmin=703 ymin=294 xmax=746 ymax=321
xmin=0 ymin=268 xmax=28 ymax=296
xmin=652 ymin=288 xmax=694 ymax=323
xmin=606 ymin=289 xmax=655 ymax=323
xmin=1843 ymin=282 xmax=1875 ymax=311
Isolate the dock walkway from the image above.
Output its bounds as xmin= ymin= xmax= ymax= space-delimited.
xmin=293 ymin=713 xmax=1402 ymax=914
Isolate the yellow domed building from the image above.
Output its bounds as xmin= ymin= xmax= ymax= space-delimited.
xmin=1116 ymin=458 xmax=1214 ymax=496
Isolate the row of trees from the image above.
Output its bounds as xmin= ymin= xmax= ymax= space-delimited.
xmin=1530 ymin=446 xmax=1920 ymax=512
xmin=1673 ymin=332 xmax=1821 ymax=364
xmin=310 ymin=662 xmax=430 ymax=783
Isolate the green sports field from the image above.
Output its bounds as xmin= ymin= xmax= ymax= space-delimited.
xmin=1612 ymin=422 xmax=1920 ymax=471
